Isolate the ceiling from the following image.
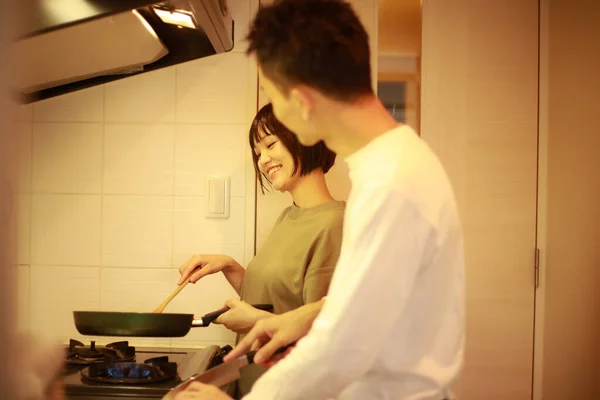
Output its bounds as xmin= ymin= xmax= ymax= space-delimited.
xmin=378 ymin=0 xmax=422 ymax=55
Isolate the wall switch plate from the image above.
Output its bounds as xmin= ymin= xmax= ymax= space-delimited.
xmin=205 ymin=176 xmax=230 ymax=219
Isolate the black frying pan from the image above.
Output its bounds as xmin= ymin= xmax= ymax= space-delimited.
xmin=73 ymin=304 xmax=274 ymax=337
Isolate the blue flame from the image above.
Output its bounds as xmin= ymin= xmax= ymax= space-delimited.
xmin=107 ymin=364 xmax=151 ymax=379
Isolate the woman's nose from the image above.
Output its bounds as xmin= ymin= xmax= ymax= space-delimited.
xmin=259 ymin=152 xmax=271 ymax=166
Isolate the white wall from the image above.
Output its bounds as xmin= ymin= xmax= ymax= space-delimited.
xmin=14 ymin=0 xmax=259 ymax=347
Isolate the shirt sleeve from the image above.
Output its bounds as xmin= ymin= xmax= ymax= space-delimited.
xmin=243 ymin=185 xmax=436 ymax=400
xmin=302 ymin=214 xmax=344 ymax=304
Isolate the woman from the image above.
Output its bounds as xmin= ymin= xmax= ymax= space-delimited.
xmin=177 ymin=103 xmax=345 ymax=396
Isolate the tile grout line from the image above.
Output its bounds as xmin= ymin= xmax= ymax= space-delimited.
xmin=23 ymin=191 xmax=246 ymax=198
xmin=27 ymin=109 xmax=34 ymax=332
xmin=99 ymin=83 xmax=106 ymax=311
xmin=171 ymin=66 xmax=178 ymax=276
xmin=29 ymin=120 xmax=248 ymax=127
xmin=26 ymin=265 xmax=32 ymax=334
xmin=27 ymin=117 xmax=33 ymax=266
xmin=170 ymin=67 xmax=178 ymax=347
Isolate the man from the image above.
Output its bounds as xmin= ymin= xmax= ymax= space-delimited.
xmin=173 ymin=0 xmax=465 ymax=399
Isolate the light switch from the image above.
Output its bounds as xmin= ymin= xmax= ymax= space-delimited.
xmin=206 ymin=176 xmax=230 ymax=219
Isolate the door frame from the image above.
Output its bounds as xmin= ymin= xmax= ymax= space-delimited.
xmin=532 ymin=0 xmax=549 ymax=397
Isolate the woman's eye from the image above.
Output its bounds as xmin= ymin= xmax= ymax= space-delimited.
xmin=267 ymin=141 xmax=276 ymax=149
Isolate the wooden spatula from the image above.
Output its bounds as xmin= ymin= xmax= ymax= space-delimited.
xmin=153 ymin=277 xmax=191 ymax=313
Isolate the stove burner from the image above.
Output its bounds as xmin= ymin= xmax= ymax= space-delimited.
xmin=80 ymin=357 xmax=179 ymax=385
xmin=65 ymin=339 xmax=136 ymax=365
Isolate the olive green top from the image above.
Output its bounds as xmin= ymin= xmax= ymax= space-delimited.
xmin=236 ymin=200 xmax=346 ymax=397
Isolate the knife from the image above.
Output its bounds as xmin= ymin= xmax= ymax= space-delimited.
xmin=166 ymin=344 xmax=294 ymax=396
xmin=191 ymin=304 xmax=274 ymax=327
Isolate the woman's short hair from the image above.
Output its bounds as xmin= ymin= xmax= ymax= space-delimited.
xmin=249 ymin=103 xmax=336 ymax=193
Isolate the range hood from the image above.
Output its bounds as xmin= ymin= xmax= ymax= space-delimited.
xmin=14 ymin=0 xmax=234 ymax=103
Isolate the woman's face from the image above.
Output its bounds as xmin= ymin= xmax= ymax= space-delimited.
xmin=253 ymin=131 xmax=300 ymax=192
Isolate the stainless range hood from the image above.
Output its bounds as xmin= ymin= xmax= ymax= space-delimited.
xmin=14 ymin=0 xmax=234 ymax=103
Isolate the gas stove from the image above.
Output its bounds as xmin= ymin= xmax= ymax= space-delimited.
xmin=62 ymin=339 xmax=235 ymax=399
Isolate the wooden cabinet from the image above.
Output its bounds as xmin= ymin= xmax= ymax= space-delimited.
xmin=536 ymin=1 xmax=600 ymax=399
xmin=421 ymin=1 xmax=539 ymax=399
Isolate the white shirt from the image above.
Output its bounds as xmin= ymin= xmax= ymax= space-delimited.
xmin=244 ymin=125 xmax=465 ymax=400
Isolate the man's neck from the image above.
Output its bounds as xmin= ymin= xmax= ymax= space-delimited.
xmin=320 ymin=97 xmax=400 ymax=159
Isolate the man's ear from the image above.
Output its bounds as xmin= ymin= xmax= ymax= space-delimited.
xmin=290 ymin=86 xmax=315 ymax=121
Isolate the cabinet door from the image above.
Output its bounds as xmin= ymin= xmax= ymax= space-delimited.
xmin=540 ymin=0 xmax=600 ymax=398
xmin=420 ymin=1 xmax=539 ymax=399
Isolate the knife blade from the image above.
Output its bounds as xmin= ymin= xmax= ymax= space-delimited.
xmin=164 ymin=352 xmax=255 ymax=399
xmin=191 ymin=350 xmax=254 ymax=386
xmin=165 ymin=344 xmax=294 ymax=397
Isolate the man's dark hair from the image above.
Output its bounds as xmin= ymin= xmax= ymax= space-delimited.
xmin=249 ymin=103 xmax=336 ymax=193
xmin=247 ymin=0 xmax=372 ymax=102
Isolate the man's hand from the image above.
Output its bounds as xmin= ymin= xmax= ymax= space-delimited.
xmin=223 ymin=298 xmax=325 ymax=365
xmin=213 ymin=299 xmax=272 ymax=334
xmin=172 ymin=382 xmax=232 ymax=400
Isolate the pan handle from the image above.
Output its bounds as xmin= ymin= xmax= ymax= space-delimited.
xmin=191 ymin=304 xmax=274 ymax=327
xmin=246 ymin=342 xmax=296 ymax=365
xmin=252 ymin=304 xmax=274 ymax=312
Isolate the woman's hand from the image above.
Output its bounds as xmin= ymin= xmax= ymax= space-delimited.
xmin=178 ymin=254 xmax=234 ymax=284
xmin=178 ymin=255 xmax=245 ymax=294
xmin=171 ymin=382 xmax=232 ymax=400
xmin=214 ymin=299 xmax=272 ymax=334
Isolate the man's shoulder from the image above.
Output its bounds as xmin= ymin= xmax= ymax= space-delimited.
xmin=350 ymin=165 xmax=458 ymax=233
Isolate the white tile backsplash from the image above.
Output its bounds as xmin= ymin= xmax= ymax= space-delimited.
xmin=29 ymin=266 xmax=101 ymax=340
xmin=17 ymin=265 xmax=30 ymax=333
xmin=32 ymin=123 xmax=103 ymax=194
xmin=16 ymin=122 xmax=32 ymax=193
xmin=173 ymin=196 xmax=246 ymax=267
xmin=174 ymin=124 xmax=247 ymax=197
xmin=176 ymin=53 xmax=249 ymax=124
xmin=102 ymin=196 xmax=173 ymax=268
xmin=17 ymin=103 xmax=33 ymax=122
xmin=17 ymin=194 xmax=31 ymax=265
xmin=32 ymin=86 xmax=104 ymax=122
xmin=104 ymin=68 xmax=176 ymax=123
xmin=100 ymin=268 xmax=173 ymax=312
xmin=31 ymin=194 xmax=102 ymax=266
xmin=103 ymin=124 xmax=175 ymax=195
xmin=18 ymin=0 xmax=257 ymax=347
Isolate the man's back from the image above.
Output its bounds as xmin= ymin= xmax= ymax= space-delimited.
xmin=329 ymin=124 xmax=465 ymax=399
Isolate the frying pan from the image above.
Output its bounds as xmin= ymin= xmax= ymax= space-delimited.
xmin=73 ymin=304 xmax=274 ymax=337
